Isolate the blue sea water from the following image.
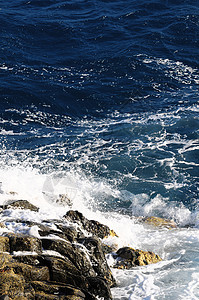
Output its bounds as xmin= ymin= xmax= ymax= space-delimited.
xmin=0 ymin=0 xmax=199 ymax=299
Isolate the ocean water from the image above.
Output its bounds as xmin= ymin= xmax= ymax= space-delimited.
xmin=0 ymin=0 xmax=199 ymax=299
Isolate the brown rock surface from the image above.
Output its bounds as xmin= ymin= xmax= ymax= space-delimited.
xmin=143 ymin=216 xmax=177 ymax=229
xmin=0 ymin=236 xmax=10 ymax=252
xmin=0 ymin=269 xmax=25 ymax=299
xmin=114 ymin=246 xmax=162 ymax=269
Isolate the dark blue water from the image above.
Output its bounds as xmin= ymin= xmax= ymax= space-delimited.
xmin=1 ymin=0 xmax=198 ymax=214
xmin=0 ymin=1 xmax=199 ymax=298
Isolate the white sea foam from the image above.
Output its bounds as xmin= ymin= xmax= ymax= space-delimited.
xmin=0 ymin=165 xmax=198 ymax=300
xmin=0 ymin=99 xmax=198 ymax=299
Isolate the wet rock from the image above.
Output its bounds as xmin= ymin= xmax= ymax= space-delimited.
xmin=65 ymin=210 xmax=118 ymax=239
xmin=78 ymin=237 xmax=115 ymax=287
xmin=38 ymin=226 xmax=69 ymax=241
xmin=2 ymin=200 xmax=39 ymax=212
xmin=35 ymin=292 xmax=58 ymax=300
xmin=5 ymin=233 xmax=42 ymax=253
xmin=0 ymin=236 xmax=10 ymax=252
xmin=88 ymin=277 xmax=112 ymax=300
xmin=114 ymin=247 xmax=162 ymax=269
xmin=44 ymin=255 xmax=80 ymax=280
xmin=44 ymin=255 xmax=90 ymax=291
xmin=143 ymin=216 xmax=177 ymax=229
xmin=55 ymin=223 xmax=79 ymax=242
xmin=56 ymin=194 xmax=73 ymax=207
xmin=0 ymin=210 xmax=119 ymax=299
xmin=13 ymin=254 xmax=46 ymax=266
xmin=38 ymin=223 xmax=80 ymax=243
xmin=8 ymin=191 xmax=18 ymax=196
xmin=102 ymin=243 xmax=118 ymax=254
xmin=42 ymin=238 xmax=95 ymax=277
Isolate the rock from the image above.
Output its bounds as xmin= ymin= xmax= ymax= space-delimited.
xmin=44 ymin=255 xmax=80 ymax=279
xmin=143 ymin=216 xmax=177 ymax=229
xmin=0 ymin=222 xmax=5 ymax=228
xmin=13 ymin=254 xmax=46 ymax=267
xmin=41 ymin=239 xmax=95 ymax=277
xmin=5 ymin=233 xmax=42 ymax=253
xmin=8 ymin=191 xmax=18 ymax=196
xmin=55 ymin=223 xmax=79 ymax=242
xmin=56 ymin=194 xmax=73 ymax=207
xmin=43 ymin=255 xmax=89 ymax=292
xmin=31 ymin=281 xmax=87 ymax=299
xmin=114 ymin=247 xmax=162 ymax=269
xmin=2 ymin=200 xmax=39 ymax=212
xmin=0 ymin=209 xmax=120 ymax=299
xmin=102 ymin=243 xmax=118 ymax=254
xmin=35 ymin=292 xmax=61 ymax=300
xmin=0 ymin=236 xmax=10 ymax=252
xmin=23 ymin=283 xmax=35 ymax=300
xmin=38 ymin=223 xmax=80 ymax=243
xmin=9 ymin=262 xmax=50 ymax=281
xmin=87 ymin=277 xmax=112 ymax=300
xmin=38 ymin=226 xmax=69 ymax=241
xmin=0 ymin=253 xmax=13 ymax=269
xmin=0 ymin=296 xmax=10 ymax=300
xmin=64 ymin=210 xmax=118 ymax=239
xmin=35 ymin=292 xmax=59 ymax=300
xmin=78 ymin=237 xmax=115 ymax=287
xmin=0 ymin=268 xmax=25 ymax=299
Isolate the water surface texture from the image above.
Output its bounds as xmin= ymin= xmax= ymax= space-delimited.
xmin=0 ymin=0 xmax=199 ymax=299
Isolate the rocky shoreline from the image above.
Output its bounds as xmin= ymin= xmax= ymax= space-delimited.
xmin=0 ymin=200 xmax=170 ymax=299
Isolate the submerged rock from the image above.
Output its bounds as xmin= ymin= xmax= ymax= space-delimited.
xmin=113 ymin=246 xmax=162 ymax=269
xmin=143 ymin=216 xmax=177 ymax=229
xmin=56 ymin=193 xmax=73 ymax=207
